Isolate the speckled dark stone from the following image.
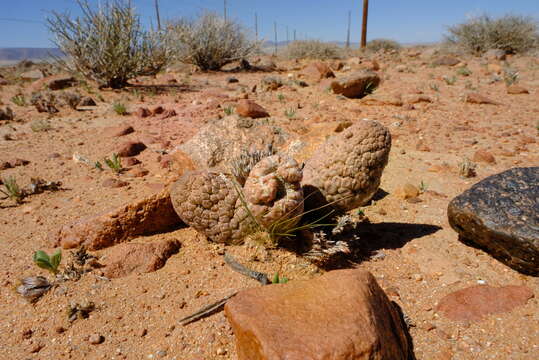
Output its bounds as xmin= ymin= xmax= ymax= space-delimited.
xmin=448 ymin=167 xmax=538 ymax=276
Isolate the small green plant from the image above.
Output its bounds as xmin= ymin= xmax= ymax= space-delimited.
xmin=104 ymin=153 xmax=122 ymax=173
xmin=443 ymin=76 xmax=457 ymax=85
xmin=11 ymin=94 xmax=26 ymax=107
xmin=223 ymin=105 xmax=234 ymax=116
xmin=33 ymin=249 xmax=62 ymax=275
xmin=277 ymin=94 xmax=285 ymax=103
xmin=429 ymin=83 xmax=440 ymax=92
xmin=419 ymin=181 xmax=428 ymax=193
xmin=30 ymin=119 xmax=52 ymax=132
xmin=356 ymin=208 xmax=365 ymax=217
xmin=112 ymin=102 xmax=128 ymax=115
xmin=284 ymin=108 xmax=296 ymax=119
xmin=94 ymin=161 xmax=104 ymax=171
xmin=271 ymin=272 xmax=289 ymax=284
xmin=503 ymin=68 xmax=519 ymax=86
xmin=1 ymin=176 xmax=24 ymax=204
xmin=456 ymin=67 xmax=472 ymax=76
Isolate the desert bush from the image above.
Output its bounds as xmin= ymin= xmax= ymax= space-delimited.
xmin=47 ymin=0 xmax=171 ymax=88
xmin=445 ymin=14 xmax=539 ymax=55
xmin=366 ymin=38 xmax=401 ymax=52
xmin=168 ymin=12 xmax=259 ymax=71
xmin=284 ymin=40 xmax=343 ymax=60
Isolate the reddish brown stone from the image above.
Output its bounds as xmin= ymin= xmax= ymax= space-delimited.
xmin=0 ymin=161 xmax=12 ymax=170
xmin=53 ymin=189 xmax=182 ymax=250
xmin=135 ymin=107 xmax=152 ymax=118
xmin=465 ymin=93 xmax=499 ymax=105
xmin=116 ymin=141 xmax=146 ymax=157
xmin=236 ymin=100 xmax=269 ymax=119
xmin=225 ymin=269 xmax=410 ymax=360
xmin=405 ymin=94 xmax=432 ymax=104
xmin=432 ymin=55 xmax=460 ymax=66
xmin=302 ymin=62 xmax=335 ymax=82
xmin=506 ymin=85 xmax=529 ymax=94
xmin=124 ymin=157 xmax=141 ymax=166
xmin=473 ymin=149 xmax=496 ymax=164
xmin=11 ymin=158 xmax=30 ymax=166
xmin=45 ymin=75 xmax=76 ymax=90
xmin=127 ymin=167 xmax=149 ymax=178
xmin=330 ymin=70 xmax=381 ymax=99
xmin=152 ymin=106 xmax=165 ymax=115
xmin=437 ymin=285 xmax=534 ymax=322
xmin=159 ymin=109 xmax=177 ymax=119
xmin=102 ymin=240 xmax=180 ymax=278
xmin=102 ymin=178 xmax=128 ymax=188
xmin=111 ymin=124 xmax=134 ymax=137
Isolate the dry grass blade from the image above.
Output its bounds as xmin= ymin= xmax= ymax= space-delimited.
xmin=179 ymin=293 xmax=237 ymax=326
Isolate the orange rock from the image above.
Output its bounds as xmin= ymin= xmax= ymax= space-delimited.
xmin=465 ymin=93 xmax=499 ymax=105
xmin=102 ymin=240 xmax=180 ymax=278
xmin=225 ymin=269 xmax=410 ymax=360
xmin=302 ymin=62 xmax=335 ymax=82
xmin=473 ymin=149 xmax=496 ymax=164
xmin=235 ymin=99 xmax=269 ymax=119
xmin=437 ymin=285 xmax=534 ymax=322
xmin=506 ymin=85 xmax=529 ymax=94
xmin=53 ymin=189 xmax=181 ymax=250
xmin=396 ymin=183 xmax=420 ymax=199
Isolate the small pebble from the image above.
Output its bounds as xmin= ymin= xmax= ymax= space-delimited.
xmin=89 ymin=334 xmax=104 ymax=345
xmin=216 ymin=347 xmax=227 ymax=355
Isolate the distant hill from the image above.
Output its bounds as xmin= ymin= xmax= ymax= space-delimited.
xmin=0 ymin=48 xmax=63 ymax=61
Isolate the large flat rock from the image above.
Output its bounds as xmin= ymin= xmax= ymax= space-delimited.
xmin=448 ymin=167 xmax=539 ymax=276
xmin=225 ymin=269 xmax=410 ymax=360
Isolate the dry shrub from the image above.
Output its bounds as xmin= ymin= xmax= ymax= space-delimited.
xmin=284 ymin=40 xmax=343 ymax=60
xmin=366 ymin=38 xmax=401 ymax=52
xmin=47 ymin=0 xmax=171 ymax=88
xmin=168 ymin=12 xmax=260 ymax=71
xmin=445 ymin=14 xmax=538 ymax=55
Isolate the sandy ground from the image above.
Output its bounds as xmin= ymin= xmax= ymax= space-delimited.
xmin=0 ymin=50 xmax=538 ymax=359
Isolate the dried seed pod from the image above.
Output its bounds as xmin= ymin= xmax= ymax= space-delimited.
xmin=17 ymin=276 xmax=52 ymax=302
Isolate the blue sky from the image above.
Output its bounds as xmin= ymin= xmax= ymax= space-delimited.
xmin=0 ymin=0 xmax=538 ymax=47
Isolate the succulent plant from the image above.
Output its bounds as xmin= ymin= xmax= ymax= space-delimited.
xmin=171 ymin=154 xmax=304 ymax=245
xmin=302 ymin=119 xmax=391 ymax=213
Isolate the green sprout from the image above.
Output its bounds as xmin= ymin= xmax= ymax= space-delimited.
xmin=456 ymin=67 xmax=472 ymax=77
xmin=419 ymin=180 xmax=428 ymax=193
xmin=104 ymin=153 xmax=122 ymax=174
xmin=94 ymin=161 xmax=104 ymax=171
xmin=223 ymin=105 xmax=234 ymax=116
xmin=277 ymin=94 xmax=285 ymax=103
xmin=11 ymin=94 xmax=27 ymax=107
xmin=112 ymin=102 xmax=128 ymax=115
xmin=284 ymin=108 xmax=296 ymax=119
xmin=33 ymin=249 xmax=62 ymax=275
xmin=443 ymin=76 xmax=457 ymax=85
xmin=1 ymin=176 xmax=24 ymax=204
xmin=271 ymin=272 xmax=289 ymax=284
xmin=429 ymin=83 xmax=439 ymax=92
